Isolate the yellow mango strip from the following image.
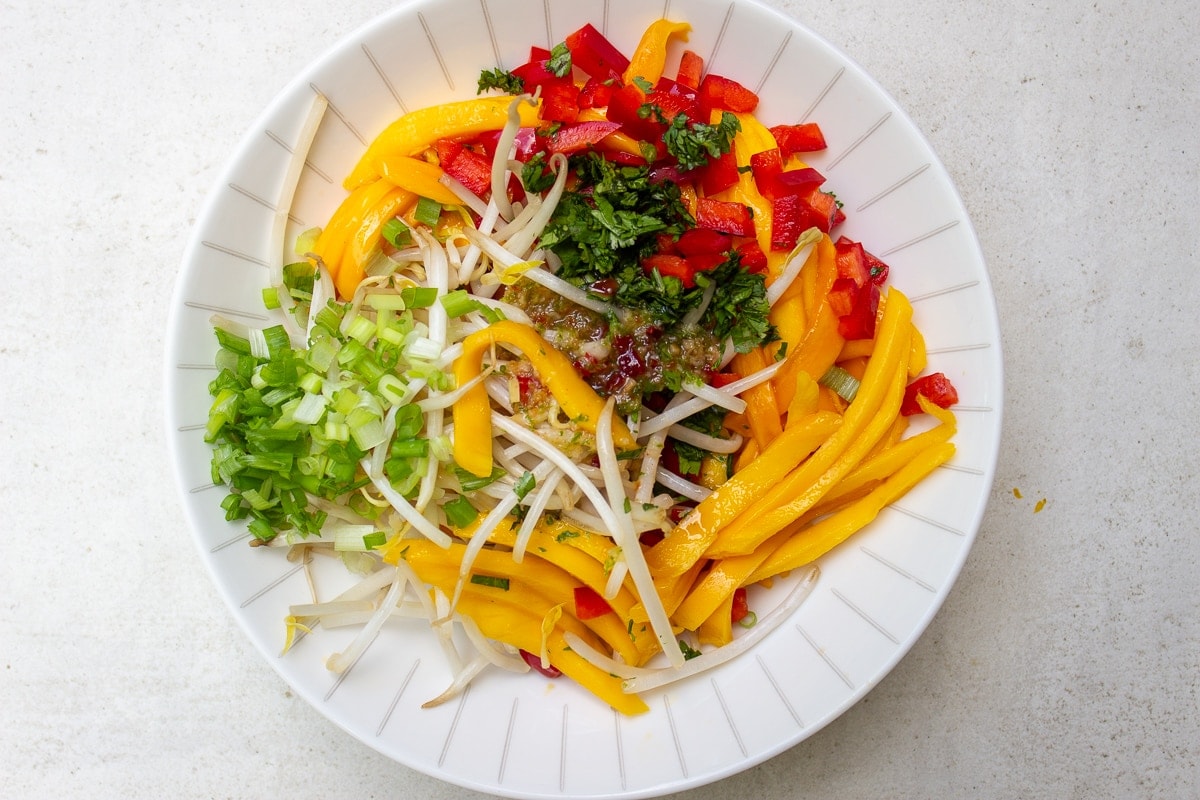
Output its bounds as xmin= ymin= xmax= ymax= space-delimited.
xmin=311 ymin=177 xmax=395 ymax=283
xmin=730 ymin=348 xmax=783 ymax=453
xmin=335 ymin=187 xmax=416 ymax=300
xmin=908 ymin=323 xmax=928 ymax=377
xmin=623 ymin=19 xmax=691 ymax=87
xmin=672 ymin=549 xmax=758 ymax=632
xmin=644 ymin=411 xmax=842 ymax=578
xmin=467 ymin=547 xmax=642 ymax=666
xmin=785 ymin=371 xmax=821 ymax=427
xmin=732 ymin=437 xmax=759 ymax=473
xmin=746 ymin=441 xmax=956 ymax=584
xmin=707 ymin=341 xmax=908 ymax=559
xmin=452 ymin=320 xmax=636 ymax=477
xmin=344 ymin=96 xmax=543 ymax=190
xmin=398 ymin=540 xmax=643 ymax=668
xmin=452 ymin=517 xmax=644 ymax=638
xmin=695 ymin=592 xmax=735 ymax=647
xmin=772 ymin=236 xmax=843 ymax=410
xmin=377 ymin=155 xmax=465 ymax=206
xmin=409 ymin=553 xmax=647 ymax=714
xmin=704 ymin=290 xmax=913 ymax=558
xmin=838 ymin=322 xmax=928 ymax=378
xmin=806 ymin=401 xmax=955 ymax=520
xmin=769 ymin=294 xmax=808 ymax=364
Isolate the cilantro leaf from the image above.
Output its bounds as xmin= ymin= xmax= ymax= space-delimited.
xmin=477 ymin=68 xmax=524 ymax=95
xmin=547 ymin=42 xmax=572 ymax=78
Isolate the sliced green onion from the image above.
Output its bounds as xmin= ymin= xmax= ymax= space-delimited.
xmin=456 ymin=464 xmax=506 ymax=492
xmin=513 ymin=470 xmax=536 ymax=501
xmin=440 ymin=289 xmax=501 ymax=322
xmin=293 ymin=227 xmax=322 ymax=255
xmin=414 ymin=196 xmax=443 ymax=227
xmin=362 ymin=531 xmax=387 ymax=550
xmin=382 ymin=217 xmax=412 ymax=248
xmin=365 ymin=292 xmax=408 ymax=311
xmin=819 ymin=365 xmax=861 ymax=403
xmin=443 ymin=496 xmax=479 ymax=528
xmin=262 ymin=287 xmax=281 ymax=310
xmin=738 ymin=611 xmax=759 ymax=629
xmin=470 ymin=574 xmax=510 ymax=591
xmin=345 ymin=315 xmax=376 ymax=344
xmin=400 ymin=286 xmax=438 ymax=308
xmin=389 ymin=438 xmax=429 ymax=458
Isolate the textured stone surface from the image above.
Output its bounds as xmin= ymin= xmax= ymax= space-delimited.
xmin=2 ymin=0 xmax=1197 ymax=797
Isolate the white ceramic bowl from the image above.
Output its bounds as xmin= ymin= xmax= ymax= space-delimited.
xmin=165 ymin=0 xmax=1003 ymax=796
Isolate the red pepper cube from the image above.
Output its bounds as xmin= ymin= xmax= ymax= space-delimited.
xmin=435 ymin=138 xmax=493 ymax=197
xmin=698 ymin=73 xmax=760 ymax=115
xmin=695 ymin=197 xmax=755 ymax=237
xmin=519 ymin=648 xmax=563 ymax=678
xmin=642 ymin=253 xmax=695 ymax=288
xmin=834 ymin=237 xmax=871 ymax=287
xmin=698 ymin=148 xmax=740 ymax=194
xmin=749 ymin=148 xmax=783 ymax=199
xmin=605 ymin=82 xmax=665 ymax=142
xmin=770 ymin=194 xmax=805 ymax=250
xmin=829 ymin=278 xmax=879 ymax=340
xmin=573 ymin=585 xmax=614 ymax=620
xmin=647 ymin=78 xmax=700 ymax=122
xmin=676 ymin=49 xmax=704 ymax=89
xmin=864 ymin=248 xmax=890 ymax=285
xmin=538 ymin=79 xmax=581 ymax=123
xmin=676 ymin=227 xmax=733 ymax=256
xmin=578 ymin=76 xmax=614 ymax=109
xmin=772 ymin=167 xmax=826 ymax=197
xmin=901 ymin=372 xmax=960 ymax=416
xmin=730 ymin=587 xmax=750 ymax=624
xmin=769 ymin=122 xmax=828 ymax=156
xmin=735 ymin=240 xmax=768 ymax=273
xmin=565 ymin=23 xmax=630 ymax=82
xmin=685 ymin=252 xmax=728 ymax=274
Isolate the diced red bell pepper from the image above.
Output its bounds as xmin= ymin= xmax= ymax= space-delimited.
xmin=749 ymin=148 xmax=783 ymax=196
xmin=573 ymin=585 xmax=614 ymax=620
xmin=578 ymin=76 xmax=614 ymax=109
xmin=864 ymin=248 xmax=890 ymax=285
xmin=687 ymin=252 xmax=728 ymax=273
xmin=538 ymin=120 xmax=623 ymax=154
xmin=772 ymin=188 xmax=838 ymax=249
xmin=770 ymin=122 xmax=827 ymax=156
xmin=435 ymin=140 xmax=494 ymax=197
xmin=835 ymin=236 xmax=891 ymax=285
xmin=676 ymin=49 xmax=704 ymax=89
xmin=519 ymin=648 xmax=563 ymax=678
xmin=698 ymin=73 xmax=759 ymax=116
xmin=699 ymin=148 xmax=740 ymax=194
xmin=564 ymin=23 xmax=629 ymax=82
xmin=750 ymin=149 xmax=825 ymax=199
xmin=647 ymin=78 xmax=700 ymax=122
xmin=676 ymin=227 xmax=732 ymax=256
xmin=834 ymin=237 xmax=871 ymax=287
xmin=828 ymin=277 xmax=880 ymax=340
xmin=731 ymin=587 xmax=750 ymax=624
xmin=642 ymin=253 xmax=696 ymax=287
xmin=605 ymin=82 xmax=665 ymax=142
xmin=654 ymin=232 xmax=681 ymax=255
xmin=695 ymin=197 xmax=755 ymax=236
xmin=512 ymin=53 xmax=579 ymax=123
xmin=901 ymin=372 xmax=959 ymax=416
xmin=735 ymin=240 xmax=768 ymax=273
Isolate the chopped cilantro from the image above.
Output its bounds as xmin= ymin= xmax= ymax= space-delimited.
xmin=679 ymin=639 xmax=703 ymax=660
xmin=477 ymin=68 xmax=524 ymax=95
xmin=547 ymin=43 xmax=572 ymax=77
xmin=521 ymin=152 xmax=556 ymax=193
xmin=639 ymin=107 xmax=742 ymax=172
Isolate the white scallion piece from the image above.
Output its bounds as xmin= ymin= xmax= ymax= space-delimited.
xmin=765 ymin=229 xmax=822 ymax=307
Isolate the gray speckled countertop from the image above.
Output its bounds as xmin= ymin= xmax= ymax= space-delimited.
xmin=2 ymin=0 xmax=1197 ymax=797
